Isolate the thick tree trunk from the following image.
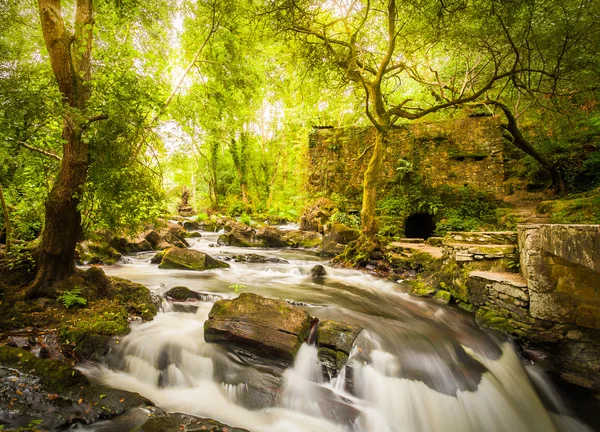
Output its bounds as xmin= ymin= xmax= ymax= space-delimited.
xmin=28 ymin=123 xmax=88 ymax=297
xmin=28 ymin=0 xmax=94 ymax=298
xmin=361 ymin=129 xmax=385 ymax=237
xmin=0 ymin=183 xmax=11 ymax=254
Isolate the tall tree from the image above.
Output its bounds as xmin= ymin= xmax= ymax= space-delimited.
xmin=272 ymin=0 xmax=598 ymax=237
xmin=28 ymin=0 xmax=97 ymax=297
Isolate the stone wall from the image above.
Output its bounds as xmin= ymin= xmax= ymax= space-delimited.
xmin=307 ymin=116 xmax=505 ymax=200
xmin=461 ymin=224 xmax=600 ymax=391
xmin=519 ymin=224 xmax=600 ymax=329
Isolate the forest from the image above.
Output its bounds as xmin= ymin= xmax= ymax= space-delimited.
xmin=0 ymin=0 xmax=600 ymax=431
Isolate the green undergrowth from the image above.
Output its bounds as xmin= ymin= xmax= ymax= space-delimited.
xmin=0 ymin=264 xmax=156 ymax=360
xmin=537 ymin=189 xmax=600 ymax=224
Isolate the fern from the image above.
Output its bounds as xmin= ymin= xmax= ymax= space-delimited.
xmin=57 ymin=288 xmax=87 ymax=309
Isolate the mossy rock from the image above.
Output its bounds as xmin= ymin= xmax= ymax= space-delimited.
xmin=254 ymin=226 xmax=289 ymax=247
xmin=328 ymin=222 xmax=361 ymax=245
xmin=316 ymin=319 xmax=362 ymax=373
xmin=283 ymin=230 xmax=322 ymax=248
xmin=77 ymin=240 xmax=122 ymax=265
xmin=159 ymin=247 xmax=230 ymax=271
xmin=165 ymin=286 xmax=200 ymax=301
xmin=0 ymin=346 xmax=153 ymax=428
xmin=0 ymin=345 xmax=88 ymax=394
xmin=204 ymin=293 xmax=313 ymax=367
xmin=139 ymin=413 xmax=249 ymax=432
xmin=408 ymin=280 xmax=436 ymax=298
xmin=433 ymin=290 xmax=452 ymax=305
xmin=150 ymin=250 xmax=165 ymax=264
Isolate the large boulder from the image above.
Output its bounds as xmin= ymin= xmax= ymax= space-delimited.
xmin=158 ymin=247 xmax=229 ymax=271
xmin=76 ymin=240 xmax=122 ymax=265
xmin=316 ymin=320 xmax=362 ymax=374
xmin=254 ymin=226 xmax=288 ymax=247
xmin=165 ymin=286 xmax=201 ymax=301
xmin=283 ymin=229 xmax=322 ymax=248
xmin=299 ymin=198 xmax=337 ymax=233
xmin=328 ymin=222 xmax=361 ymax=244
xmin=0 ymin=346 xmax=152 ymax=430
xmin=204 ymin=293 xmax=314 ymax=368
xmin=318 ymin=237 xmax=346 ymax=257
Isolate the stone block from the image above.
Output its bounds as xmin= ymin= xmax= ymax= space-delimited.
xmin=576 ymin=305 xmax=600 ymax=329
xmin=529 ymin=292 xmax=577 ymax=324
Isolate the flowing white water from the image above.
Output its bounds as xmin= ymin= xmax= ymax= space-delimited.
xmin=82 ymin=227 xmax=594 ymax=431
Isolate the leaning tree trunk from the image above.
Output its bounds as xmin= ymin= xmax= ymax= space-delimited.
xmin=490 ymin=100 xmax=566 ymax=195
xmin=28 ymin=0 xmax=94 ymax=298
xmin=361 ymin=129 xmax=386 ymax=237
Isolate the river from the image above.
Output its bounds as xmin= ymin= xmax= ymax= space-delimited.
xmin=79 ymin=228 xmax=593 ymax=432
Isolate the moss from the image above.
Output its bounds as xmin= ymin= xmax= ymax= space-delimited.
xmin=408 ymin=280 xmax=436 ymax=298
xmin=476 ymin=308 xmax=516 ymax=333
xmin=0 ymin=346 xmax=88 ymax=394
xmin=433 ymin=290 xmax=452 ymax=304
xmin=538 ymin=191 xmax=600 ymax=224
xmin=159 ymin=247 xmax=230 ymax=271
xmin=458 ymin=302 xmax=477 ymax=312
xmin=110 ymin=277 xmax=157 ymax=320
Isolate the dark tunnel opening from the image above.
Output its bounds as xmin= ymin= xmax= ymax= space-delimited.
xmin=404 ymin=213 xmax=436 ymax=239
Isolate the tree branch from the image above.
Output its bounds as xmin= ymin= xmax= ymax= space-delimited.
xmin=18 ymin=141 xmax=62 ymax=161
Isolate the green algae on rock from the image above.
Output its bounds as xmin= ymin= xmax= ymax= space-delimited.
xmin=204 ymin=293 xmax=313 ymax=367
xmin=158 ymin=247 xmax=230 ymax=271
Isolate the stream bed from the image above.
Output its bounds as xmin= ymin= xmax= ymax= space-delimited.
xmin=80 ymin=229 xmax=593 ymax=432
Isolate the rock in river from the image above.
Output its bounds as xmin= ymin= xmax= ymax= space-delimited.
xmin=316 ymin=320 xmax=362 ymax=373
xmin=158 ymin=247 xmax=230 ymax=271
xmin=204 ymin=293 xmax=314 ymax=368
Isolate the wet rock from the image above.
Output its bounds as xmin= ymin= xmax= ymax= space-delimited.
xmin=139 ymin=412 xmax=249 ymax=432
xmin=226 ymin=253 xmax=288 ymax=264
xmin=218 ymin=228 xmax=255 ymax=247
xmin=283 ymin=230 xmax=322 ymax=248
xmin=158 ymin=247 xmax=230 ymax=271
xmin=150 ymin=251 xmax=165 ymax=264
xmin=318 ymin=237 xmax=345 ymax=257
xmin=0 ymin=346 xmax=152 ymax=430
xmin=182 ymin=220 xmax=201 ymax=231
xmin=254 ymin=226 xmax=289 ymax=247
xmin=204 ymin=293 xmax=313 ymax=368
xmin=110 ymin=235 xmax=153 ymax=254
xmin=187 ymin=231 xmax=202 ymax=238
xmin=76 ymin=239 xmax=123 ymax=265
xmin=310 ymin=264 xmax=327 ymax=277
xmin=316 ymin=320 xmax=362 ymax=373
xmin=165 ymin=286 xmax=201 ymax=301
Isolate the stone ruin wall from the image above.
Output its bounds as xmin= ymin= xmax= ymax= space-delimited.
xmin=307 ymin=116 xmax=506 ymax=202
xmin=459 ymin=225 xmax=600 ymax=390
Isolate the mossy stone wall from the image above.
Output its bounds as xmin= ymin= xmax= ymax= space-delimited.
xmin=307 ymin=116 xmax=505 ymax=201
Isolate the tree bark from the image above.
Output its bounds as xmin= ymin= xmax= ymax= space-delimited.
xmin=28 ymin=0 xmax=94 ymax=298
xmin=0 ymin=183 xmax=11 ymax=254
xmin=361 ymin=129 xmax=385 ymax=237
xmin=487 ymin=100 xmax=566 ymax=194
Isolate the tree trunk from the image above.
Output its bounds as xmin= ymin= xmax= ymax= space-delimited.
xmin=28 ymin=0 xmax=94 ymax=298
xmin=490 ymin=100 xmax=566 ymax=194
xmin=361 ymin=129 xmax=385 ymax=237
xmin=0 ymin=183 xmax=11 ymax=254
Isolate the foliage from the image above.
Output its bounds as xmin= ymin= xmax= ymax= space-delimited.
xmin=57 ymin=288 xmax=88 ymax=309
xmin=538 ymin=190 xmax=600 ymax=224
xmin=330 ymin=211 xmax=360 ymax=229
xmin=229 ymin=284 xmax=245 ymax=293
xmin=434 ymin=187 xmax=497 ymax=235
